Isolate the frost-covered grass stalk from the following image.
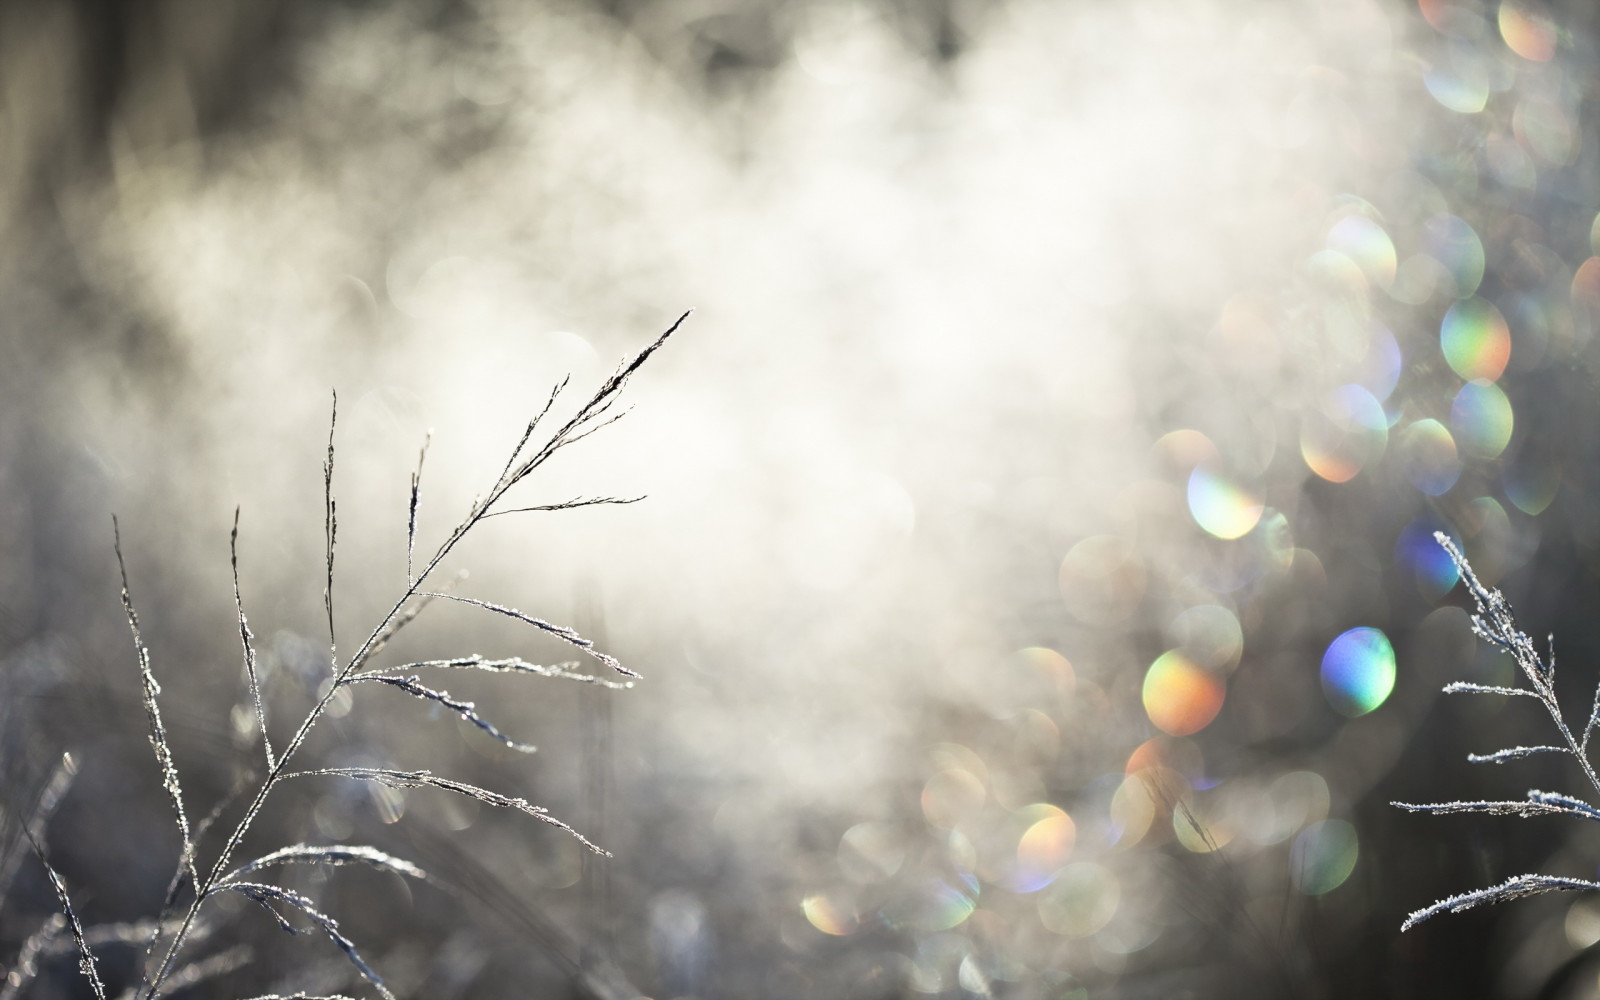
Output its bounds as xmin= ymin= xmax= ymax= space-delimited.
xmin=1394 ymin=532 xmax=1600 ymax=930
xmin=24 ymin=313 xmax=686 ymax=1000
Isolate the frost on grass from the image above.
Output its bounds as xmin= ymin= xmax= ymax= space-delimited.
xmin=1394 ymin=533 xmax=1600 ymax=929
xmin=102 ymin=315 xmax=683 ymax=998
xmin=26 ymin=828 xmax=106 ymax=1000
xmin=285 ymin=768 xmax=609 ymax=856
xmin=217 ymin=844 xmax=428 ymax=885
xmin=222 ymin=883 xmax=392 ymax=1000
xmin=350 ymin=675 xmax=539 ymax=752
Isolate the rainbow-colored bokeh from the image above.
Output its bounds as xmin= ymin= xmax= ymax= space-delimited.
xmin=1187 ymin=466 xmax=1263 ymax=540
xmin=1291 ymin=819 xmax=1360 ymax=895
xmin=1327 ymin=216 xmax=1397 ymax=291
xmin=1300 ymin=384 xmax=1388 ymax=483
xmin=1142 ymin=651 xmax=1225 ymax=736
xmin=1012 ymin=804 xmax=1076 ymax=893
xmin=1450 ymin=379 xmax=1514 ymax=459
xmin=1321 ymin=627 xmax=1396 ymax=717
xmin=1395 ymin=519 xmax=1460 ymax=599
xmin=1504 ymin=456 xmax=1560 ymax=515
xmin=1500 ymin=4 xmax=1558 ymax=61
xmin=1441 ymin=297 xmax=1511 ymax=382
xmin=1399 ymin=419 xmax=1462 ymax=495
xmin=1423 ymin=214 xmax=1486 ymax=296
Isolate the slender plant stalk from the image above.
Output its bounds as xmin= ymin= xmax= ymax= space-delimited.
xmin=139 ymin=312 xmax=686 ymax=997
xmin=1395 ymin=532 xmax=1600 ymax=929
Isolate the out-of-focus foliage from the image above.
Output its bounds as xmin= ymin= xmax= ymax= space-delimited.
xmin=7 ymin=0 xmax=1600 ymax=997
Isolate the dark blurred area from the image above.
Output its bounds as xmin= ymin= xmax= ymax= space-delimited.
xmin=9 ymin=0 xmax=1600 ymax=998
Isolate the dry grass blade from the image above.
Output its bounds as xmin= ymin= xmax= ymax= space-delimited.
xmin=1393 ymin=791 xmax=1600 ymax=821
xmin=495 ymin=311 xmax=687 ymax=496
xmin=138 ymin=779 xmax=245 ymax=995
xmin=480 ymin=495 xmax=645 ymax=519
xmin=323 ymin=392 xmax=338 ymax=675
xmin=233 ymin=509 xmax=275 ymax=771
xmin=128 ymin=316 xmax=682 ymax=997
xmin=354 ymin=654 xmax=631 ymax=690
xmin=363 ymin=581 xmax=456 ymax=665
xmin=493 ymin=376 xmax=568 ymax=495
xmin=218 ymin=844 xmax=427 ymax=885
xmin=1403 ymin=873 xmax=1600 ymax=931
xmin=420 ymin=592 xmax=633 ymax=678
xmin=239 ymin=994 xmax=358 ymax=999
xmin=26 ymin=827 xmax=107 ymax=1000
xmin=350 ymin=675 xmax=537 ymax=752
xmin=407 ymin=431 xmax=430 ymax=586
xmin=1442 ymin=681 xmax=1539 ymax=698
xmin=223 ymin=883 xmax=392 ymax=1000
xmin=113 ymin=518 xmax=198 ymax=890
xmin=1397 ymin=535 xmax=1600 ymax=930
xmin=285 ymin=767 xmax=608 ymax=855
xmin=1467 ymin=746 xmax=1565 ymax=764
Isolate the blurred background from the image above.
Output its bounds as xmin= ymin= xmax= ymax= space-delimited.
xmin=3 ymin=0 xmax=1600 ymax=996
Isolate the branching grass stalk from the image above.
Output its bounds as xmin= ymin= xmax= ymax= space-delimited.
xmin=131 ymin=312 xmax=686 ymax=997
xmin=1395 ymin=532 xmax=1600 ymax=928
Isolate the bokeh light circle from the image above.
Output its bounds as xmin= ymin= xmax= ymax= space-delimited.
xmin=1327 ymin=216 xmax=1397 ymax=291
xmin=1504 ymin=456 xmax=1560 ymax=515
xmin=1441 ymin=297 xmax=1511 ymax=382
xmin=1500 ymin=3 xmax=1558 ymax=61
xmin=1300 ymin=384 xmax=1388 ymax=483
xmin=1037 ymin=863 xmax=1120 ymax=937
xmin=1450 ymin=379 xmax=1514 ymax=459
xmin=1012 ymin=805 xmax=1077 ymax=893
xmin=1572 ymin=257 xmax=1600 ymax=345
xmin=1395 ymin=518 xmax=1460 ymax=599
xmin=1423 ymin=214 xmax=1486 ymax=297
xmin=1187 ymin=466 xmax=1264 ymax=540
xmin=1321 ymin=627 xmax=1396 ymax=717
xmin=1167 ymin=605 xmax=1244 ymax=673
xmin=1142 ymin=651 xmax=1225 ymax=736
xmin=1292 ymin=819 xmax=1360 ymax=895
xmin=802 ymin=894 xmax=858 ymax=936
xmin=1399 ymin=419 xmax=1462 ymax=495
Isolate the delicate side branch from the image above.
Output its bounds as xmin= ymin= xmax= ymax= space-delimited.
xmin=114 ymin=519 xmax=197 ymax=893
xmin=1397 ymin=535 xmax=1600 ymax=930
xmin=348 ymin=675 xmax=538 ymax=752
xmin=284 ymin=768 xmax=608 ymax=856
xmin=223 ymin=883 xmax=392 ymax=1000
xmin=26 ymin=828 xmax=106 ymax=1000
xmin=407 ymin=431 xmax=430 ymax=587
xmin=1404 ymin=873 xmax=1600 ymax=931
xmin=233 ymin=509 xmax=275 ymax=772
xmin=323 ymin=392 xmax=338 ymax=675
xmin=422 ymin=593 xmax=633 ymax=678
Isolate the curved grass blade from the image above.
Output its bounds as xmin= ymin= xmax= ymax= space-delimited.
xmin=114 ymin=519 xmax=197 ymax=891
xmin=232 ymin=509 xmax=274 ymax=771
xmin=420 ymin=592 xmax=633 ymax=678
xmin=1403 ymin=873 xmax=1600 ymax=931
xmin=285 ymin=767 xmax=607 ymax=855
xmin=27 ymin=828 xmax=106 ymax=1000
xmin=349 ymin=676 xmax=536 ymax=752
xmin=218 ymin=844 xmax=426 ymax=886
xmin=222 ymin=882 xmax=392 ymax=1000
xmin=354 ymin=654 xmax=629 ymax=689
xmin=1467 ymin=746 xmax=1566 ymax=764
xmin=1393 ymin=790 xmax=1600 ymax=822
